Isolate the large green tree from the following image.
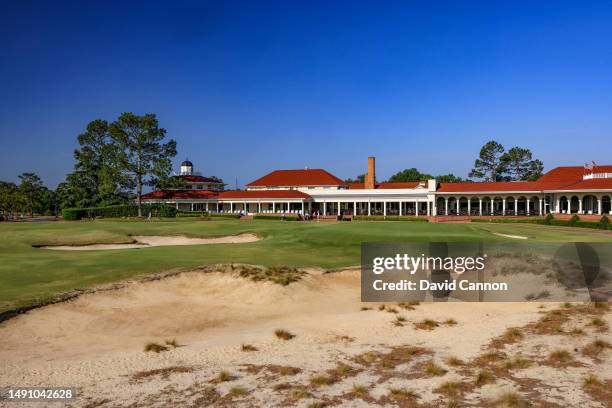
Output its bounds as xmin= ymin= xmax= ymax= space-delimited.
xmin=0 ymin=181 xmax=20 ymax=219
xmin=344 ymin=174 xmax=365 ymax=184
xmin=109 ymin=113 xmax=177 ymax=216
xmin=60 ymin=119 xmax=130 ymax=208
xmin=388 ymin=168 xmax=434 ymax=182
xmin=18 ymin=173 xmax=46 ymax=216
xmin=501 ymin=147 xmax=544 ymax=181
xmin=468 ymin=140 xmax=507 ymax=182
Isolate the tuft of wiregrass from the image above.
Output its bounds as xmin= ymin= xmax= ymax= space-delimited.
xmin=241 ymin=344 xmax=258 ymax=352
xmin=238 ymin=265 xmax=307 ymax=286
xmin=274 ymin=329 xmax=296 ymax=340
xmin=228 ymin=387 xmax=247 ymax=397
xmin=164 ymin=339 xmax=178 ymax=348
xmin=494 ymin=391 xmax=528 ymax=407
xmin=144 ymin=342 xmax=168 ymax=353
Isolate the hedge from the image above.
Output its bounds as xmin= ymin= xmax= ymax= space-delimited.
xmin=62 ymin=204 xmax=177 ymax=220
xmin=353 ymin=215 xmax=429 ymax=222
xmin=471 ymin=215 xmax=612 ymax=230
xmin=207 ymin=213 xmax=241 ymax=219
xmin=253 ymin=214 xmax=299 ymax=221
xmin=176 ymin=211 xmax=209 ymax=218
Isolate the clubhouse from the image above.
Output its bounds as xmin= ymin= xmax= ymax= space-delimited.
xmin=142 ymin=158 xmax=612 ymax=218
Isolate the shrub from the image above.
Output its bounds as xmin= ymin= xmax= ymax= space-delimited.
xmin=599 ymin=215 xmax=610 ymax=229
xmin=253 ymin=214 xmax=299 ymax=221
xmin=569 ymin=214 xmax=580 ymax=225
xmin=208 ymin=213 xmax=241 ymax=219
xmin=543 ymin=213 xmax=554 ymax=225
xmin=144 ymin=342 xmax=168 ymax=353
xmin=353 ymin=215 xmax=428 ymax=222
xmin=62 ymin=204 xmax=177 ymax=220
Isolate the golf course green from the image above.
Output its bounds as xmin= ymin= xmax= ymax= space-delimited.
xmin=1 ymin=219 xmax=611 ymax=314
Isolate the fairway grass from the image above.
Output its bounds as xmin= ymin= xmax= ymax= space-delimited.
xmin=0 ymin=219 xmax=611 ymax=314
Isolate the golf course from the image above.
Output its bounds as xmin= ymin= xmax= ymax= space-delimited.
xmin=2 ymin=218 xmax=612 ymax=315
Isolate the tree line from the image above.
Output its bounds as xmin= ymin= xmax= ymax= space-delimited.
xmin=0 ymin=112 xmax=178 ymax=219
xmin=345 ymin=140 xmax=544 ymax=184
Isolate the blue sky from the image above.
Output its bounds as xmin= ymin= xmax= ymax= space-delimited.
xmin=1 ymin=1 xmax=611 ymax=188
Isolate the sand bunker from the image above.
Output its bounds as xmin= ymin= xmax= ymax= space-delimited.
xmin=41 ymin=233 xmax=260 ymax=250
xmin=493 ymin=232 xmax=528 ymax=239
xmin=0 ymin=266 xmax=610 ymax=407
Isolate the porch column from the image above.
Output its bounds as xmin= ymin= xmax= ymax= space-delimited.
xmin=353 ymin=201 xmax=357 ymax=216
xmin=415 ymin=200 xmax=419 ymax=216
xmin=479 ymin=198 xmax=482 ymax=216
xmin=323 ymin=202 xmax=326 ymax=216
xmin=230 ymin=202 xmax=234 ymax=213
xmin=578 ymin=197 xmax=583 ymax=214
xmin=272 ymin=202 xmax=275 ymax=213
xmin=399 ymin=202 xmax=402 ymax=216
xmin=526 ymin=198 xmax=530 ymax=216
xmin=205 ymin=202 xmax=209 ymax=212
xmin=368 ymin=201 xmax=371 ymax=216
xmin=383 ymin=201 xmax=387 ymax=216
xmin=445 ymin=198 xmax=448 ymax=216
xmin=467 ymin=198 xmax=471 ymax=216
xmin=598 ymin=197 xmax=602 ymax=215
xmin=539 ymin=198 xmax=543 ymax=215
xmin=301 ymin=202 xmax=304 ymax=214
xmin=175 ymin=202 xmax=179 ymax=209
xmin=502 ymin=199 xmax=506 ymax=216
xmin=456 ymin=198 xmax=459 ymax=215
xmin=426 ymin=200 xmax=430 ymax=216
xmin=490 ymin=198 xmax=494 ymax=215
xmin=555 ymin=198 xmax=560 ymax=214
xmin=244 ymin=201 xmax=247 ymax=213
xmin=337 ymin=201 xmax=341 ymax=216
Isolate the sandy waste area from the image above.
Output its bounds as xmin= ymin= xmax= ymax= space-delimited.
xmin=40 ymin=233 xmax=260 ymax=250
xmin=0 ymin=265 xmax=610 ymax=407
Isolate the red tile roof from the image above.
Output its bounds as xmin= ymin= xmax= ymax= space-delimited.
xmin=216 ymin=190 xmax=312 ymax=199
xmin=246 ymin=169 xmax=344 ymax=187
xmin=437 ymin=181 xmax=543 ymax=193
xmin=537 ymin=166 xmax=584 ymax=182
xmin=551 ymin=179 xmax=612 ymax=191
xmin=141 ymin=190 xmax=219 ymax=200
xmin=591 ymin=165 xmax=612 ymax=173
xmin=347 ymin=181 xmax=422 ymax=189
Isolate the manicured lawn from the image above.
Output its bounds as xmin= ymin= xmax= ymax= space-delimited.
xmin=1 ymin=219 xmax=611 ymax=313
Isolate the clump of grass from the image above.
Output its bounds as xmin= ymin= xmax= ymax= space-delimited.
xmin=495 ymin=391 xmax=528 ymax=407
xmin=144 ymin=342 xmax=168 ymax=353
xmin=273 ymin=383 xmax=291 ymax=391
xmin=360 ymin=306 xmax=372 ymax=311
xmin=503 ymin=356 xmax=531 ymax=370
xmin=214 ymin=370 xmax=233 ymax=383
xmin=435 ymin=381 xmax=462 ymax=397
xmin=164 ymin=339 xmax=178 ymax=348
xmin=306 ymin=402 xmax=325 ymax=408
xmin=238 ymin=266 xmax=306 ymax=286
xmin=386 ymin=307 xmax=398 ymax=314
xmin=446 ymin=356 xmax=464 ymax=366
xmin=389 ymin=387 xmax=418 ymax=399
xmin=290 ymin=388 xmax=311 ymax=400
xmin=444 ymin=318 xmax=457 ymax=326
xmin=415 ymin=319 xmax=439 ymax=330
xmin=278 ymin=366 xmax=300 ymax=376
xmin=425 ymin=360 xmax=447 ymax=376
xmin=378 ymin=304 xmax=386 ymax=311
xmin=583 ymin=374 xmax=601 ymax=386
xmin=398 ymin=301 xmax=420 ymax=310
xmin=589 ymin=317 xmax=609 ymax=332
xmin=393 ymin=316 xmax=406 ymax=326
xmin=503 ymin=327 xmax=523 ymax=342
xmin=309 ymin=374 xmax=335 ymax=386
xmin=548 ymin=349 xmax=573 ymax=364
xmin=241 ymin=344 xmax=258 ymax=352
xmin=352 ymin=383 xmax=369 ymax=395
xmin=274 ymin=329 xmax=295 ymax=340
xmin=380 ymin=358 xmax=396 ymax=369
xmin=582 ymin=339 xmax=611 ymax=358
xmin=228 ymin=387 xmax=247 ymax=397
xmin=334 ymin=362 xmax=354 ymax=376
xmin=475 ymin=370 xmax=494 ymax=386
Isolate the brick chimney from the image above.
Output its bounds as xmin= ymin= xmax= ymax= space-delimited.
xmin=365 ymin=156 xmax=376 ymax=189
